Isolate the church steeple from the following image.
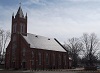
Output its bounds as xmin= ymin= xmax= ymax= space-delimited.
xmin=11 ymin=6 xmax=27 ymax=36
xmin=16 ymin=6 xmax=24 ymax=18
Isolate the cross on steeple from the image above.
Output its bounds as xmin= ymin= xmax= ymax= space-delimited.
xmin=18 ymin=0 xmax=22 ymax=7
xmin=19 ymin=2 xmax=21 ymax=7
xmin=19 ymin=0 xmax=21 ymax=7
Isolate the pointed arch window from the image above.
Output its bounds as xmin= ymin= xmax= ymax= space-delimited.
xmin=46 ymin=53 xmax=49 ymax=65
xmin=13 ymin=23 xmax=17 ymax=33
xmin=64 ymin=55 xmax=66 ymax=65
xmin=38 ymin=52 xmax=41 ymax=65
xmin=31 ymin=51 xmax=34 ymax=65
xmin=12 ymin=43 xmax=17 ymax=57
xmin=59 ymin=54 xmax=61 ymax=65
xmin=22 ymin=48 xmax=26 ymax=56
xmin=20 ymin=23 xmax=25 ymax=33
xmin=53 ymin=53 xmax=55 ymax=65
xmin=32 ymin=51 xmax=34 ymax=59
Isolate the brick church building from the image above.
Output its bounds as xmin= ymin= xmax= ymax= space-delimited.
xmin=5 ymin=6 xmax=69 ymax=70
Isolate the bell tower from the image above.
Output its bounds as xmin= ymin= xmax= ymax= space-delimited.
xmin=12 ymin=6 xmax=27 ymax=36
xmin=10 ymin=6 xmax=27 ymax=69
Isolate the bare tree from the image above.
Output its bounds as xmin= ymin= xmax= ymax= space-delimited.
xmin=64 ymin=37 xmax=83 ymax=67
xmin=81 ymin=33 xmax=100 ymax=66
xmin=0 ymin=28 xmax=10 ymax=63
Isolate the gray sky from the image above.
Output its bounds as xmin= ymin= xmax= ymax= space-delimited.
xmin=1 ymin=0 xmax=100 ymax=43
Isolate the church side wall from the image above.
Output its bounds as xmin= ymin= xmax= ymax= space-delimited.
xmin=28 ymin=48 xmax=69 ymax=70
xmin=5 ymin=42 xmax=12 ymax=69
xmin=6 ymin=36 xmax=69 ymax=70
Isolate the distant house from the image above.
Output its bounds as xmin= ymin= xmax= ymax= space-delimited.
xmin=5 ymin=6 xmax=69 ymax=70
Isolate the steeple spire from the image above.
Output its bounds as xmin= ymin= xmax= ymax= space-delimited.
xmin=16 ymin=6 xmax=24 ymax=18
xmin=15 ymin=1 xmax=24 ymax=18
xmin=11 ymin=1 xmax=27 ymax=36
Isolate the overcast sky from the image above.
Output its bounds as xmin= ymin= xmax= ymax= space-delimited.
xmin=1 ymin=0 xmax=100 ymax=43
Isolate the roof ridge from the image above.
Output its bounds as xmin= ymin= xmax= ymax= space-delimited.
xmin=27 ymin=33 xmax=53 ymax=39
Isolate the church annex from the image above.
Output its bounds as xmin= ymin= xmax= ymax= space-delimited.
xmin=5 ymin=6 xmax=69 ymax=70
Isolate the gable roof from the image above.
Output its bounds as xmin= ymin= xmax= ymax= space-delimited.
xmin=22 ymin=33 xmax=66 ymax=52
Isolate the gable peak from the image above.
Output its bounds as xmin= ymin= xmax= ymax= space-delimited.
xmin=16 ymin=6 xmax=24 ymax=18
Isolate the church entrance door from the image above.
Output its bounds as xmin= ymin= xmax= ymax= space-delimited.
xmin=12 ymin=62 xmax=15 ymax=68
xmin=22 ymin=62 xmax=26 ymax=69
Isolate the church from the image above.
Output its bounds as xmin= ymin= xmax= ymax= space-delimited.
xmin=5 ymin=6 xmax=69 ymax=70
